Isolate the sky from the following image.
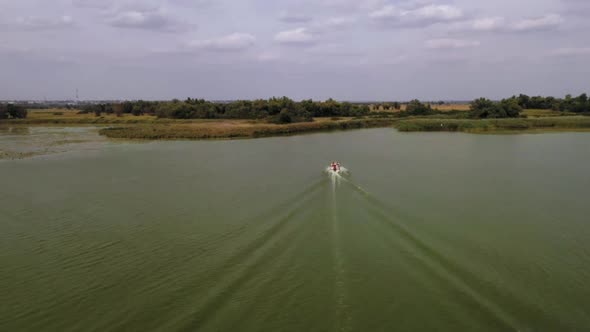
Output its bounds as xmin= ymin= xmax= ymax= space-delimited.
xmin=0 ymin=0 xmax=589 ymax=101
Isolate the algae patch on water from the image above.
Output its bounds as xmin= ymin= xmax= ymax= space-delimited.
xmin=0 ymin=126 xmax=108 ymax=160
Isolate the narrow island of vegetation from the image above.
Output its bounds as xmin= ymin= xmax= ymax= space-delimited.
xmin=1 ymin=93 xmax=589 ymax=139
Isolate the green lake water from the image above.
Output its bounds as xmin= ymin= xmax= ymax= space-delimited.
xmin=1 ymin=127 xmax=590 ymax=331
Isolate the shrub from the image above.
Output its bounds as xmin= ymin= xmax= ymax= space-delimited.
xmin=470 ymin=98 xmax=522 ymax=118
xmin=405 ymin=100 xmax=433 ymax=116
xmin=277 ymin=109 xmax=292 ymax=124
xmin=0 ymin=104 xmax=28 ymax=119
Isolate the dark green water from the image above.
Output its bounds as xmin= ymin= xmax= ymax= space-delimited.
xmin=1 ymin=128 xmax=590 ymax=331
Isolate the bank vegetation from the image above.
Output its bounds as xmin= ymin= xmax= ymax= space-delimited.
xmin=2 ymin=93 xmax=589 ymax=139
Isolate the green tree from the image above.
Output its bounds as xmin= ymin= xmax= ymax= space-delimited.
xmin=517 ymin=94 xmax=530 ymax=108
xmin=4 ymin=104 xmax=28 ymax=119
xmin=572 ymin=93 xmax=589 ymax=113
xmin=122 ymin=101 xmax=133 ymax=114
xmin=299 ymin=99 xmax=319 ymax=115
xmin=470 ymin=98 xmax=521 ymax=118
xmin=132 ymin=101 xmax=145 ymax=116
xmin=0 ymin=106 xmax=8 ymax=120
xmin=500 ymin=98 xmax=523 ymax=118
xmin=405 ymin=99 xmax=432 ymax=115
xmin=277 ymin=109 xmax=292 ymax=123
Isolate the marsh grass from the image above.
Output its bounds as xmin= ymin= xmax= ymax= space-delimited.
xmin=99 ymin=118 xmax=396 ymax=140
xmin=7 ymin=108 xmax=590 ymax=140
xmin=521 ymin=109 xmax=579 ymax=118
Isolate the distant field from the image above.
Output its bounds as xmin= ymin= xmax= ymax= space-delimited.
xmin=432 ymin=104 xmax=471 ymax=112
xmin=23 ymin=109 xmax=160 ymax=124
xmin=522 ymin=109 xmax=577 ymax=117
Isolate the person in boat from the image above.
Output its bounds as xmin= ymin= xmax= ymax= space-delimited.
xmin=331 ymin=162 xmax=340 ymax=172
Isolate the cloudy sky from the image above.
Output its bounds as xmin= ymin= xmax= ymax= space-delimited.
xmin=0 ymin=0 xmax=588 ymax=100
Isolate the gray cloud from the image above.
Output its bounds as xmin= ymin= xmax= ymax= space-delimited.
xmin=560 ymin=0 xmax=590 ymax=16
xmin=2 ymin=15 xmax=75 ymax=30
xmin=279 ymin=12 xmax=313 ymax=23
xmin=316 ymin=16 xmax=357 ymax=30
xmin=73 ymin=0 xmax=189 ymax=32
xmin=551 ymin=47 xmax=590 ymax=56
xmin=71 ymin=0 xmax=112 ymax=9
xmin=425 ymin=38 xmax=480 ymax=49
xmin=318 ymin=0 xmax=386 ymax=11
xmin=0 ymin=0 xmax=588 ymax=100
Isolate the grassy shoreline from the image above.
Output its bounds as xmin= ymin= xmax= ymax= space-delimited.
xmin=3 ymin=110 xmax=590 ymax=140
xmin=98 ymin=118 xmax=397 ymax=140
xmin=395 ymin=117 xmax=590 ymax=133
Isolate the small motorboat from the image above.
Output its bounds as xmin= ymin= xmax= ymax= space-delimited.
xmin=326 ymin=161 xmax=346 ymax=174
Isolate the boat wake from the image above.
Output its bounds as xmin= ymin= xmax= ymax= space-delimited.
xmin=324 ymin=166 xmax=349 ymax=176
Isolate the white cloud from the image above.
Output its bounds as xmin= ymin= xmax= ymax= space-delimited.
xmin=452 ymin=14 xmax=562 ymax=33
xmin=370 ymin=4 xmax=463 ymax=27
xmin=471 ymin=17 xmax=505 ymax=31
xmin=108 ymin=9 xmax=182 ymax=31
xmin=187 ymin=33 xmax=256 ymax=51
xmin=369 ymin=5 xmax=401 ymax=19
xmin=425 ymin=38 xmax=480 ymax=49
xmin=274 ymin=28 xmax=316 ymax=45
xmin=551 ymin=47 xmax=590 ymax=56
xmin=511 ymin=14 xmax=562 ymax=32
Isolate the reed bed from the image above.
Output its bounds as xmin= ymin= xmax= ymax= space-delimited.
xmin=98 ymin=119 xmax=396 ymax=140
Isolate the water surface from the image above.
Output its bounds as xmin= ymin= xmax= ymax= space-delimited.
xmin=1 ymin=128 xmax=590 ymax=331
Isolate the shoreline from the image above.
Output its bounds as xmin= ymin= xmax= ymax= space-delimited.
xmin=96 ymin=118 xmax=397 ymax=140
xmin=3 ymin=115 xmax=590 ymax=141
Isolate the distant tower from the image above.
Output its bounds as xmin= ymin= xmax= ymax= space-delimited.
xmin=76 ymin=88 xmax=79 ymax=103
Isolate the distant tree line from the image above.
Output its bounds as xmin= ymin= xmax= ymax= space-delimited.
xmin=468 ymin=93 xmax=590 ymax=118
xmin=3 ymin=93 xmax=588 ymax=122
xmin=512 ymin=93 xmax=590 ymax=113
xmin=370 ymin=98 xmax=522 ymax=119
xmin=0 ymin=104 xmax=28 ymax=119
xmin=383 ymin=93 xmax=589 ymax=119
xmin=81 ymin=97 xmax=371 ymax=123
